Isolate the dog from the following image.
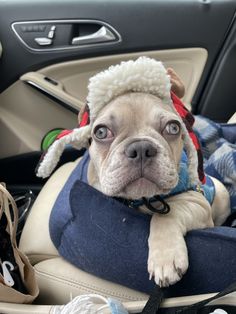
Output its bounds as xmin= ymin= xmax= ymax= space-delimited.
xmin=84 ymin=93 xmax=230 ymax=287
xmin=38 ymin=58 xmax=230 ymax=287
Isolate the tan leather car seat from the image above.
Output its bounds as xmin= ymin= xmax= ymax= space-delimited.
xmin=19 ymin=159 xmax=149 ymax=305
xmin=228 ymin=112 xmax=236 ymax=123
xmin=19 ymin=111 xmax=236 ymax=307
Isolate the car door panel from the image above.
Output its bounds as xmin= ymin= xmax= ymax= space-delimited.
xmin=0 ymin=81 xmax=77 ymax=159
xmin=0 ymin=0 xmax=236 ymax=191
xmin=0 ymin=47 xmax=207 ymax=160
xmin=0 ymin=0 xmax=235 ymax=95
xmin=37 ymin=47 xmax=208 ymax=109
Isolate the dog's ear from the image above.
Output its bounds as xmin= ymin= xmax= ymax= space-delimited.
xmin=78 ymin=103 xmax=90 ymax=127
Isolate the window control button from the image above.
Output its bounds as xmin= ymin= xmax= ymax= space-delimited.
xmin=34 ymin=37 xmax=52 ymax=46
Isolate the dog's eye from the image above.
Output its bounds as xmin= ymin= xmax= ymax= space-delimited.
xmin=94 ymin=126 xmax=113 ymax=140
xmin=164 ymin=121 xmax=181 ymax=135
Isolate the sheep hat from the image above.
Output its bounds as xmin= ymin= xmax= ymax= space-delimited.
xmin=36 ymin=57 xmax=205 ymax=185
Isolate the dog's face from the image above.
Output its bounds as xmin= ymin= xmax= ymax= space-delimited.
xmin=88 ymin=92 xmax=184 ymax=199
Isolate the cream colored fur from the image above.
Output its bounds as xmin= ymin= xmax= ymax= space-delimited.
xmin=86 ymin=92 xmax=230 ymax=287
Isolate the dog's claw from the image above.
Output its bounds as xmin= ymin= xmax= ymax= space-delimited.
xmin=148 ymin=260 xmax=154 ymax=280
xmin=175 ymin=266 xmax=184 ymax=279
xmin=148 ymin=243 xmax=188 ymax=287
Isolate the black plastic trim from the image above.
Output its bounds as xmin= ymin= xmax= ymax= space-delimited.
xmin=196 ymin=12 xmax=236 ymax=122
xmin=0 ymin=148 xmax=85 ymax=188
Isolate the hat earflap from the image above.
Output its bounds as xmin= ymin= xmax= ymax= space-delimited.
xmin=36 ymin=125 xmax=91 ymax=178
xmin=180 ymin=122 xmax=200 ymax=186
xmin=171 ymin=91 xmax=205 ymax=184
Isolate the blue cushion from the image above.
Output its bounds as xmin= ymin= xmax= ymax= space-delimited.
xmin=49 ymin=166 xmax=236 ymax=298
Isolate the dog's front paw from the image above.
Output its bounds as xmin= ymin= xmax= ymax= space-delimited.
xmin=148 ymin=241 xmax=188 ymax=287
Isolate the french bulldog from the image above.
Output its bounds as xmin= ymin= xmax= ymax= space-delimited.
xmin=38 ymin=59 xmax=230 ymax=287
xmin=79 ymin=69 xmax=230 ymax=287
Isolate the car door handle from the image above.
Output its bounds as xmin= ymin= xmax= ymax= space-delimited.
xmin=12 ymin=20 xmax=121 ymax=51
xmin=71 ymin=26 xmax=116 ymax=45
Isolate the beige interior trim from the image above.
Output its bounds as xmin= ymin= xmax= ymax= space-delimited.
xmin=0 ymin=81 xmax=76 ymax=158
xmin=0 ymin=41 xmax=2 ymax=58
xmin=1 ymin=291 xmax=236 ymax=313
xmin=20 ymin=72 xmax=84 ymax=110
xmin=0 ymin=304 xmax=52 ymax=314
xmin=37 ymin=47 xmax=208 ymax=110
xmin=228 ymin=112 xmax=236 ymax=123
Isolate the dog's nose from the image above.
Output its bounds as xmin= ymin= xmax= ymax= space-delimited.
xmin=125 ymin=141 xmax=157 ymax=161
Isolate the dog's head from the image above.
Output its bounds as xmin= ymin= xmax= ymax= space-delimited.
xmin=88 ymin=92 xmax=184 ymax=199
xmin=37 ymin=57 xmax=201 ymax=191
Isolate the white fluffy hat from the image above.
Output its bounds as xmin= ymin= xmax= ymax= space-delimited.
xmin=36 ymin=57 xmax=200 ymax=185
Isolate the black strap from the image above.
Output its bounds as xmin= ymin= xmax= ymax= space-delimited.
xmin=115 ymin=195 xmax=170 ymax=215
xmin=142 ymin=196 xmax=170 ymax=214
xmin=141 ymin=285 xmax=164 ymax=314
xmin=176 ymin=281 xmax=236 ymax=313
xmin=141 ymin=281 xmax=236 ymax=314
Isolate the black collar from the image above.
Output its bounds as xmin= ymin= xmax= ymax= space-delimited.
xmin=115 ymin=195 xmax=170 ymax=214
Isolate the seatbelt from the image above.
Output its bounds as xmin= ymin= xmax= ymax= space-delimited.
xmin=141 ymin=282 xmax=236 ymax=314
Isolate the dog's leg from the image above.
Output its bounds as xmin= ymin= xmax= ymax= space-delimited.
xmin=148 ymin=190 xmax=214 ymax=287
xmin=148 ymin=214 xmax=189 ymax=287
xmin=210 ymin=177 xmax=230 ymax=226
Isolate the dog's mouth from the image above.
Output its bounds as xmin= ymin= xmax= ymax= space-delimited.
xmin=116 ymin=174 xmax=176 ymax=199
xmin=128 ymin=177 xmax=154 ymax=188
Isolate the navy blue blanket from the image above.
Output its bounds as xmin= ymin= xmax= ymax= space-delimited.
xmin=50 ymin=178 xmax=236 ymax=298
xmin=50 ymin=116 xmax=236 ymax=297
